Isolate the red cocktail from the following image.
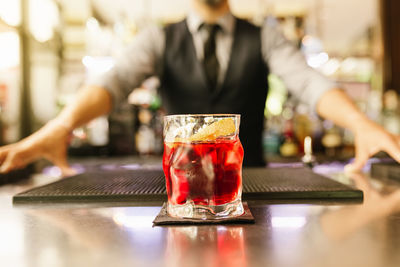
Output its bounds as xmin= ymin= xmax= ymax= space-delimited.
xmin=163 ymin=137 xmax=243 ymax=205
xmin=163 ymin=115 xmax=244 ymax=219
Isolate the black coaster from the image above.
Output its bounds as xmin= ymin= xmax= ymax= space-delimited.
xmin=153 ymin=202 xmax=255 ymax=226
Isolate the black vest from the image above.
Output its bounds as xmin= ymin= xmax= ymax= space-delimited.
xmin=160 ymin=18 xmax=269 ymax=166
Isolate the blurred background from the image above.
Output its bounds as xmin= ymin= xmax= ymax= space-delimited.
xmin=0 ymin=0 xmax=399 ymax=161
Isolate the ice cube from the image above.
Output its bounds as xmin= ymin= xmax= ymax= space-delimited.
xmin=204 ymin=117 xmax=213 ymax=123
xmin=165 ymin=122 xmax=196 ymax=142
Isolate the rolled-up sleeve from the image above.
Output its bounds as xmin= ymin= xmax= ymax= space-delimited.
xmin=261 ymin=24 xmax=337 ymax=111
xmin=87 ymin=25 xmax=165 ymax=110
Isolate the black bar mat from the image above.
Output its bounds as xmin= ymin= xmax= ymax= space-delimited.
xmin=371 ymin=160 xmax=400 ymax=182
xmin=13 ymin=167 xmax=363 ymax=204
xmin=153 ymin=202 xmax=255 ymax=226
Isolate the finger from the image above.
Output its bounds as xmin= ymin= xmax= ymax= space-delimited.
xmin=382 ymin=137 xmax=400 ymax=163
xmin=59 ymin=164 xmax=76 ymax=177
xmin=53 ymin=156 xmax=76 ymax=177
xmin=0 ymin=150 xmax=8 ymax=166
xmin=0 ymin=144 xmax=13 ymax=165
xmin=0 ymin=152 xmax=23 ymax=173
xmin=345 ymin=147 xmax=370 ymax=173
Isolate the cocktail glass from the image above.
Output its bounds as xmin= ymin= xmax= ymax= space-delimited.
xmin=162 ymin=114 xmax=244 ymax=219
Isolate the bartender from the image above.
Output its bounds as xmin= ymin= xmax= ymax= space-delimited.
xmin=0 ymin=0 xmax=399 ymax=174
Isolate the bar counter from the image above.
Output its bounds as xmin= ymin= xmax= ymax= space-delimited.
xmin=1 ymin=158 xmax=400 ymax=267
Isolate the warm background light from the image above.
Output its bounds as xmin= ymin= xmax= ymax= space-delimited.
xmin=29 ymin=0 xmax=59 ymax=42
xmin=0 ymin=31 xmax=19 ymax=70
xmin=0 ymin=0 xmax=21 ymax=27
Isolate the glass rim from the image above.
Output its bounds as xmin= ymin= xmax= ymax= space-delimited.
xmin=164 ymin=114 xmax=240 ymax=119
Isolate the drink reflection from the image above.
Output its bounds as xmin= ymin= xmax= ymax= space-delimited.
xmin=165 ymin=225 xmax=247 ymax=267
xmin=320 ymin=172 xmax=400 ymax=241
xmin=23 ymin=207 xmax=164 ymax=265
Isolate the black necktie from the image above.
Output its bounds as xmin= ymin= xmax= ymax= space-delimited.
xmin=202 ymin=24 xmax=220 ymax=90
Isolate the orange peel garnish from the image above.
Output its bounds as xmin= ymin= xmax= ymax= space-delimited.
xmin=189 ymin=118 xmax=236 ymax=141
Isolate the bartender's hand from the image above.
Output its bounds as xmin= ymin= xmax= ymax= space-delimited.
xmin=317 ymin=89 xmax=400 ymax=172
xmin=0 ymin=119 xmax=75 ymax=176
xmin=346 ymin=120 xmax=400 ymax=172
xmin=0 ymin=85 xmax=112 ymax=176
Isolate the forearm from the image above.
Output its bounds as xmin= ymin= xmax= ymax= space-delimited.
xmin=53 ymin=85 xmax=113 ymax=131
xmin=316 ymin=88 xmax=371 ymax=132
xmin=0 ymin=85 xmax=112 ymax=174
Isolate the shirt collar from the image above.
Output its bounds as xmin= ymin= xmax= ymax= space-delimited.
xmin=186 ymin=10 xmax=235 ymax=34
